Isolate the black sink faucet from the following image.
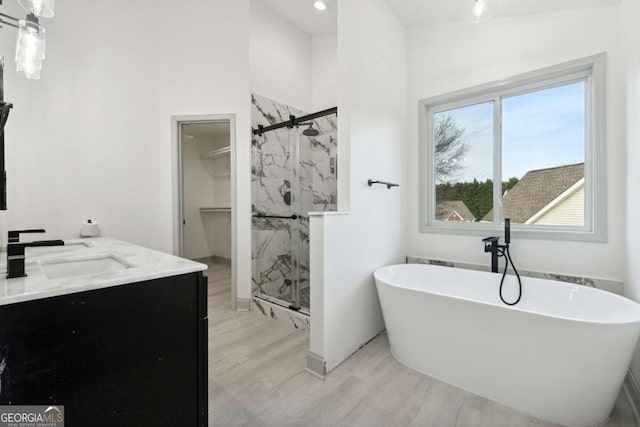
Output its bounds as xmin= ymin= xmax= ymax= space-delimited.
xmin=6 ymin=229 xmax=64 ymax=279
xmin=8 ymin=228 xmax=46 ymax=243
xmin=482 ymin=219 xmax=511 ymax=273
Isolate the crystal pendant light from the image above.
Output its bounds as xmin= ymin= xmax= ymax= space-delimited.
xmin=15 ymin=18 xmax=45 ymax=80
xmin=18 ymin=0 xmax=55 ymax=18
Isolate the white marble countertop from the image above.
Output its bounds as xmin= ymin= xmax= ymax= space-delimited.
xmin=0 ymin=238 xmax=207 ymax=306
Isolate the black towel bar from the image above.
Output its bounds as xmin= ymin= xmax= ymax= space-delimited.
xmin=368 ymin=179 xmax=399 ymax=189
xmin=253 ymin=213 xmax=298 ymax=220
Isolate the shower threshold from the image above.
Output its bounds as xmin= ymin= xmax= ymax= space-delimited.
xmin=276 ymin=287 xmax=310 ymax=311
xmin=254 ymin=293 xmax=310 ymax=316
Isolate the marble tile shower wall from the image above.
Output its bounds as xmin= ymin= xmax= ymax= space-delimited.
xmin=251 ymin=93 xmax=337 ymax=306
xmin=405 ymin=256 xmax=623 ymax=295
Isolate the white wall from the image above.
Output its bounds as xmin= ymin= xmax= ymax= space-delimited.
xmin=406 ymin=6 xmax=627 ymax=281
xmin=309 ymin=0 xmax=407 ymax=373
xmin=249 ymin=0 xmax=338 ymax=114
xmin=208 ymin=154 xmax=232 ymax=260
xmin=182 ymin=136 xmax=231 ymax=260
xmin=0 ymin=0 xmax=252 ymax=305
xmin=205 ymin=213 xmax=232 ymax=260
xmin=621 ymin=0 xmax=640 ymax=378
xmin=183 ymin=138 xmax=216 ymax=259
xmin=250 ymin=0 xmax=312 ymax=112
xmin=311 ymin=35 xmax=338 ymax=112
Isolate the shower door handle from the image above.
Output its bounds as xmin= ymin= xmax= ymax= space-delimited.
xmin=252 ymin=214 xmax=298 ymax=220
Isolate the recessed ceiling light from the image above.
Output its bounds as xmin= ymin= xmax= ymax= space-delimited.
xmin=464 ymin=0 xmax=494 ymax=23
xmin=473 ymin=0 xmax=486 ymax=19
xmin=314 ymin=1 xmax=327 ymax=11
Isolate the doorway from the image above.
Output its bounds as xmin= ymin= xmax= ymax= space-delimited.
xmin=172 ymin=114 xmax=237 ymax=308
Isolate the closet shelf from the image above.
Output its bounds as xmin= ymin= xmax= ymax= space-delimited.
xmin=201 ymin=146 xmax=231 ymax=159
xmin=200 ymin=207 xmax=231 ymax=213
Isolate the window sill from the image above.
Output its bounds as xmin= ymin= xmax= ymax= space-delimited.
xmin=420 ymin=222 xmax=607 ymax=243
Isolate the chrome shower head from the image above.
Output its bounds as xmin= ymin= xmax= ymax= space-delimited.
xmin=302 ymin=123 xmax=319 ymax=137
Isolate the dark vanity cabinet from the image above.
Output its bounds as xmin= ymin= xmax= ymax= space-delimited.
xmin=0 ymin=272 xmax=208 ymax=427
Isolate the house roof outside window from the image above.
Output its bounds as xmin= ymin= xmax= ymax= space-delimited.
xmin=436 ymin=200 xmax=476 ymax=222
xmin=483 ymin=163 xmax=584 ymax=223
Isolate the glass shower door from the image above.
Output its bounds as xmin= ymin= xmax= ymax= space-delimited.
xmin=252 ymin=127 xmax=303 ymax=311
xmin=289 ymin=128 xmax=303 ymax=311
xmin=251 ymin=96 xmax=338 ymax=315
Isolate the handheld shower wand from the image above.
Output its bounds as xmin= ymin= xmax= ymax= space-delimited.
xmin=484 ymin=218 xmax=522 ymax=305
xmin=505 ymin=218 xmax=510 ymax=245
xmin=498 ymin=218 xmax=522 ymax=306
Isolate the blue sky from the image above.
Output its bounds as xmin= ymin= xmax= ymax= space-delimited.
xmin=434 ymin=81 xmax=585 ymax=183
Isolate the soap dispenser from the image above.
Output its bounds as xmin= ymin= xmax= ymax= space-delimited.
xmin=80 ymin=219 xmax=100 ymax=237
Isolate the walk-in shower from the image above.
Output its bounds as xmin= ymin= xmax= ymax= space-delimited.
xmin=251 ymin=94 xmax=337 ymax=314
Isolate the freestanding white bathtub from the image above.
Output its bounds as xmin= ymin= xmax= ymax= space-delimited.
xmin=374 ymin=263 xmax=640 ymax=427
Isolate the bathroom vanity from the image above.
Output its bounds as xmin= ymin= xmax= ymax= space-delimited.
xmin=0 ymin=238 xmax=208 ymax=426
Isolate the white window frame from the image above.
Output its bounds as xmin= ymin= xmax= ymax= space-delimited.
xmin=418 ymin=53 xmax=607 ymax=242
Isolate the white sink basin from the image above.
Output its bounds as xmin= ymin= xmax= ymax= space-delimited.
xmin=27 ymin=242 xmax=91 ymax=256
xmin=40 ymin=256 xmax=133 ymax=279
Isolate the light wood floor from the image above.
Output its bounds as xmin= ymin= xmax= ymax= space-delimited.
xmin=205 ymin=263 xmax=636 ymax=427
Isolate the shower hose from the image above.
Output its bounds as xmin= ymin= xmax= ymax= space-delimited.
xmin=498 ymin=245 xmax=522 ymax=306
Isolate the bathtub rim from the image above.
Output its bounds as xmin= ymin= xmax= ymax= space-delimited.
xmin=374 ymin=263 xmax=640 ymax=326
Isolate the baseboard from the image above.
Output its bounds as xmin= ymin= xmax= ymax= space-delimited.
xmin=623 ymin=370 xmax=640 ymax=427
xmin=236 ymin=297 xmax=251 ymax=311
xmin=210 ymin=255 xmax=231 ymax=266
xmin=305 ymin=351 xmax=326 ymax=380
xmin=193 ymin=255 xmax=231 ymax=267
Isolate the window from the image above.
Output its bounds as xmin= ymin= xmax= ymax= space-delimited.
xmin=419 ymin=54 xmax=606 ymax=241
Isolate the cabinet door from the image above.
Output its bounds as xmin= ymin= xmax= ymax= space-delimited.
xmin=0 ymin=273 xmax=204 ymax=427
xmin=197 ymin=273 xmax=208 ymax=427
